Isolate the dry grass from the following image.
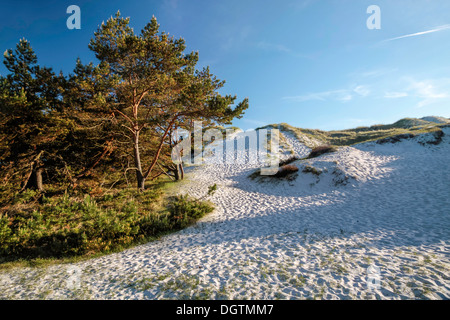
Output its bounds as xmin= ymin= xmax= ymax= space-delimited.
xmin=307 ymin=145 xmax=337 ymax=159
xmin=275 ymin=165 xmax=299 ymax=178
xmin=302 ymin=165 xmax=322 ymax=176
xmin=277 ymin=121 xmax=448 ymax=148
xmin=279 ymin=156 xmax=300 ymax=166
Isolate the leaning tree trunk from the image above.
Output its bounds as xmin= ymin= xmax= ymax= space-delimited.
xmin=173 ymin=164 xmax=180 ymax=181
xmin=22 ymin=151 xmax=45 ymax=192
xmin=25 ymin=167 xmax=44 ymax=192
xmin=133 ymin=132 xmax=146 ymax=191
xmin=179 ymin=162 xmax=184 ymax=180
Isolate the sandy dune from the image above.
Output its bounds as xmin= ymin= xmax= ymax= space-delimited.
xmin=0 ymin=128 xmax=449 ymax=300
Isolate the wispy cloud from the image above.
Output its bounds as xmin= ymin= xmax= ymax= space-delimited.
xmin=383 ymin=24 xmax=450 ymax=42
xmin=288 ymin=0 xmax=317 ymax=11
xmin=241 ymin=118 xmax=268 ymax=127
xmin=351 ymin=68 xmax=399 ymax=79
xmin=163 ymin=0 xmax=179 ymax=9
xmin=284 ymin=75 xmax=450 ymax=109
xmin=353 ymin=85 xmax=371 ymax=97
xmin=283 ymin=85 xmax=370 ymax=103
xmin=409 ymin=80 xmax=448 ymax=99
xmin=257 ymin=41 xmax=292 ymax=54
xmin=384 ymin=92 xmax=408 ymax=99
xmin=382 ymin=78 xmax=450 ymax=107
xmin=220 ymin=25 xmax=253 ymax=51
xmin=283 ymin=89 xmax=348 ymax=102
xmin=256 ymin=41 xmax=313 ymax=59
xmin=407 ymin=79 xmax=450 ymax=108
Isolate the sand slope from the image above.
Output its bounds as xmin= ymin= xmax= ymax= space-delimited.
xmin=0 ymin=128 xmax=449 ymax=300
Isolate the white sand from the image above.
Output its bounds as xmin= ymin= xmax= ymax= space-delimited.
xmin=0 ymin=128 xmax=449 ymax=300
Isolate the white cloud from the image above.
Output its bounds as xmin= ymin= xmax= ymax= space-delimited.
xmin=360 ymin=69 xmax=398 ymax=78
xmin=256 ymin=41 xmax=313 ymax=59
xmin=353 ymin=85 xmax=370 ymax=97
xmin=284 ymin=84 xmax=370 ymax=103
xmin=283 ymin=89 xmax=350 ymax=102
xmin=241 ymin=118 xmax=269 ymax=127
xmin=406 ymin=78 xmax=450 ymax=108
xmin=257 ymin=41 xmax=292 ymax=54
xmin=383 ymin=24 xmax=450 ymax=42
xmin=337 ymin=93 xmax=353 ymax=102
xmin=163 ymin=0 xmax=179 ymax=9
xmin=409 ymin=80 xmax=448 ymax=99
xmin=219 ymin=26 xmax=253 ymax=51
xmin=284 ymin=76 xmax=450 ymax=109
xmin=384 ymin=92 xmax=408 ymax=99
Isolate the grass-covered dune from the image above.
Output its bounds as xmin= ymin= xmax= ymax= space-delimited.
xmin=275 ymin=117 xmax=449 ymax=148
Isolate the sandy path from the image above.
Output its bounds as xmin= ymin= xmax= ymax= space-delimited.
xmin=279 ymin=129 xmax=311 ymax=158
xmin=0 ymin=129 xmax=449 ymax=300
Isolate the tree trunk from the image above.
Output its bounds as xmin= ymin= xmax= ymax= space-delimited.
xmin=173 ymin=164 xmax=180 ymax=181
xmin=35 ymin=168 xmax=43 ymax=191
xmin=144 ymin=119 xmax=176 ymax=181
xmin=133 ymin=131 xmax=145 ymax=191
xmin=179 ymin=162 xmax=184 ymax=180
xmin=26 ymin=167 xmax=44 ymax=192
xmin=21 ymin=151 xmax=44 ymax=192
xmin=136 ymin=170 xmax=145 ymax=191
xmin=172 ymin=163 xmax=185 ymax=181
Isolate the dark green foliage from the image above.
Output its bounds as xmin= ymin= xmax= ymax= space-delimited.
xmin=0 ymin=39 xmax=71 ymax=192
xmin=0 ymin=14 xmax=246 ymax=264
xmin=0 ymin=187 xmax=214 ymax=262
xmin=168 ymin=195 xmax=214 ymax=228
xmin=84 ymin=12 xmax=248 ymax=190
xmin=1 ymin=13 xmax=247 ymax=192
xmin=207 ymin=184 xmax=217 ymax=197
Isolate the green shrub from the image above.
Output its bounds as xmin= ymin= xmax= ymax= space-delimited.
xmin=12 ymin=189 xmax=38 ymax=205
xmin=207 ymin=184 xmax=217 ymax=197
xmin=169 ymin=195 xmax=214 ymax=228
xmin=0 ymin=188 xmax=214 ymax=263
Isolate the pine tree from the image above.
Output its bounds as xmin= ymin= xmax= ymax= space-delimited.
xmin=86 ymin=12 xmax=248 ymax=190
xmin=0 ymin=39 xmax=69 ymax=192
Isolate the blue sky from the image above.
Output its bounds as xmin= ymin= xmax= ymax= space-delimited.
xmin=1 ymin=0 xmax=450 ymax=130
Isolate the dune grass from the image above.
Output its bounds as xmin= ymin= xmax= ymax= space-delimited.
xmin=249 ymin=119 xmax=448 ymax=181
xmin=278 ymin=121 xmax=448 ymax=148
xmin=307 ymin=146 xmax=337 ymax=159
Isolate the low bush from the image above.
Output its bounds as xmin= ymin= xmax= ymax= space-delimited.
xmin=307 ymin=145 xmax=337 ymax=159
xmin=279 ymin=156 xmax=300 ymax=167
xmin=302 ymin=165 xmax=322 ymax=176
xmin=0 ymin=188 xmax=214 ymax=263
xmin=168 ymin=195 xmax=214 ymax=228
xmin=376 ymin=134 xmax=414 ymax=144
xmin=275 ymin=165 xmax=299 ymax=178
